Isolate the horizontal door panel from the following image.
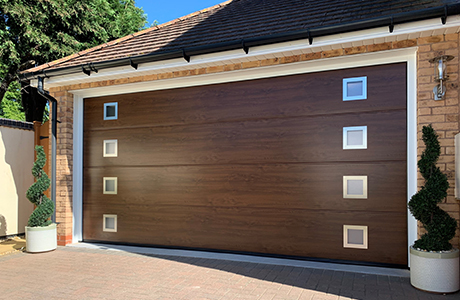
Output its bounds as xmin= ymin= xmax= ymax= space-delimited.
xmin=83 ymin=162 xmax=407 ymax=212
xmin=83 ymin=207 xmax=407 ymax=265
xmin=84 ymin=110 xmax=406 ymax=167
xmin=84 ymin=63 xmax=406 ymax=130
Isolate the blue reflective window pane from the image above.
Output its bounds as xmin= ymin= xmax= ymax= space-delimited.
xmin=347 ymin=81 xmax=363 ymax=97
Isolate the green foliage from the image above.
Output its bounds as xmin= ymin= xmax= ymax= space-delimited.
xmin=26 ymin=146 xmax=54 ymax=227
xmin=0 ymin=0 xmax=148 ymax=116
xmin=408 ymin=125 xmax=458 ymax=251
xmin=0 ymin=0 xmax=147 ymax=68
xmin=0 ymin=80 xmax=25 ymax=120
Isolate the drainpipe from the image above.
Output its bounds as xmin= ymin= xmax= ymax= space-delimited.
xmin=37 ymin=76 xmax=58 ymax=223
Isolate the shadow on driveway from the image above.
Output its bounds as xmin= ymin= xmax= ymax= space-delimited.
xmin=1 ymin=245 xmax=455 ymax=300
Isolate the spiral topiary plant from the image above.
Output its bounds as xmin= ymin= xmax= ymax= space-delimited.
xmin=408 ymin=125 xmax=458 ymax=251
xmin=26 ymin=146 xmax=54 ymax=227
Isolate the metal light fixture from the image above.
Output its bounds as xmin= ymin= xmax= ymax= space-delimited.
xmin=429 ymin=55 xmax=454 ymax=100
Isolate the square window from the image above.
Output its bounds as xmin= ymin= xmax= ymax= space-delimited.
xmin=103 ymin=214 xmax=117 ymax=232
xmin=347 ymin=81 xmax=363 ymax=97
xmin=343 ymin=77 xmax=367 ymax=101
xmin=103 ymin=177 xmax=117 ymax=194
xmin=348 ymin=229 xmax=364 ymax=245
xmin=343 ymin=176 xmax=368 ymax=199
xmin=104 ymin=102 xmax=118 ymax=120
xmin=343 ymin=126 xmax=367 ymax=149
xmin=347 ymin=130 xmax=363 ymax=146
xmin=343 ymin=225 xmax=368 ymax=249
xmin=106 ymin=106 xmax=116 ymax=117
xmin=103 ymin=140 xmax=118 ymax=157
xmin=347 ymin=180 xmax=364 ymax=195
xmin=105 ymin=217 xmax=115 ymax=229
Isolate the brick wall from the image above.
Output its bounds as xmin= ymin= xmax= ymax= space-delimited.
xmin=416 ymin=34 xmax=460 ymax=247
xmin=49 ymin=34 xmax=460 ymax=248
xmin=49 ymin=90 xmax=74 ymax=245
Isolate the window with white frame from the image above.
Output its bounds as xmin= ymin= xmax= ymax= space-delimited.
xmin=103 ymin=177 xmax=118 ymax=194
xmin=343 ymin=77 xmax=367 ymax=101
xmin=104 ymin=102 xmax=118 ymax=120
xmin=103 ymin=214 xmax=117 ymax=232
xmin=343 ymin=225 xmax=368 ymax=249
xmin=103 ymin=140 xmax=118 ymax=157
xmin=343 ymin=176 xmax=368 ymax=199
xmin=343 ymin=126 xmax=367 ymax=149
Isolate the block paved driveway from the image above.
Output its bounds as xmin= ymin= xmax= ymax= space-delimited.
xmin=0 ymin=246 xmax=458 ymax=300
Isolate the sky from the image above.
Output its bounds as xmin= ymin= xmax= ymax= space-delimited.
xmin=135 ymin=0 xmax=222 ymax=26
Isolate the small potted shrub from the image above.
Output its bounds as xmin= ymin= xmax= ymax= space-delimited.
xmin=25 ymin=146 xmax=57 ymax=253
xmin=408 ymin=125 xmax=459 ymax=293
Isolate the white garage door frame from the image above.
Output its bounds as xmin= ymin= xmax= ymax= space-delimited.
xmin=71 ymin=47 xmax=418 ymax=266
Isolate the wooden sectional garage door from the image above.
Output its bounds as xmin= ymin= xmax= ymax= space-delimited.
xmin=83 ymin=63 xmax=407 ymax=266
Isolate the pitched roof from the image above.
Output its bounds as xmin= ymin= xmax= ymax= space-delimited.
xmin=27 ymin=0 xmax=460 ymax=74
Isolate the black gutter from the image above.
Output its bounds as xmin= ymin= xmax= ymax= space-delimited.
xmin=37 ymin=77 xmax=58 ymax=223
xmin=21 ymin=3 xmax=460 ymax=80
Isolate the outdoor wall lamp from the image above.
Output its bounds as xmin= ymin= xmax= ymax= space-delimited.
xmin=429 ymin=55 xmax=454 ymax=100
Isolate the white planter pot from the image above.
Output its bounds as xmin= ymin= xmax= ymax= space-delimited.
xmin=25 ymin=223 xmax=57 ymax=253
xmin=410 ymin=246 xmax=459 ymax=293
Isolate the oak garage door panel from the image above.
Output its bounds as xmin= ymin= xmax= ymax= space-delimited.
xmin=83 ymin=63 xmax=407 ymax=265
xmin=84 ymin=111 xmax=406 ymax=166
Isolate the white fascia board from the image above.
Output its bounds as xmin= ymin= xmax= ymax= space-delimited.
xmin=41 ymin=16 xmax=460 ymax=89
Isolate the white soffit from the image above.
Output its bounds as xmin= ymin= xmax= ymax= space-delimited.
xmin=43 ymin=15 xmax=460 ymax=88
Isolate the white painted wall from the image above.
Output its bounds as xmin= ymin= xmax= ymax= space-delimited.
xmin=0 ymin=126 xmax=34 ymax=237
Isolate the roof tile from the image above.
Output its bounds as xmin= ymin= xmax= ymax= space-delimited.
xmin=26 ymin=0 xmax=459 ymax=73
